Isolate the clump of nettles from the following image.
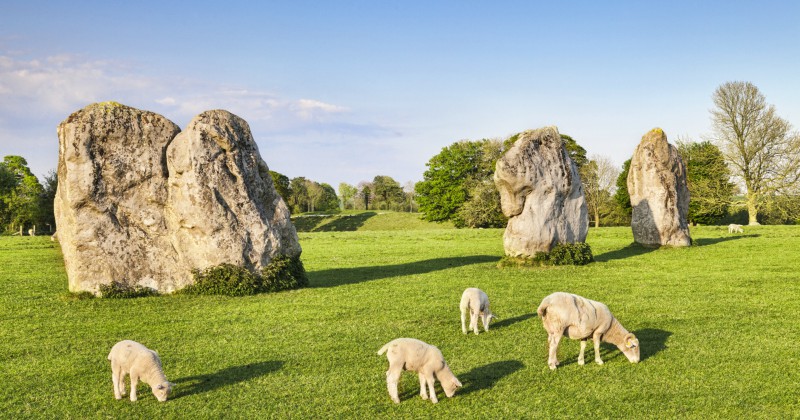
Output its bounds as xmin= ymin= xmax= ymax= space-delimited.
xmin=99 ymin=282 xmax=160 ymax=298
xmin=181 ymin=256 xmax=308 ymax=296
xmin=498 ymin=243 xmax=594 ymax=267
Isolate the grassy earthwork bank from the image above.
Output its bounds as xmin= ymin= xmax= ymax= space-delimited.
xmin=1 ymin=216 xmax=800 ymax=417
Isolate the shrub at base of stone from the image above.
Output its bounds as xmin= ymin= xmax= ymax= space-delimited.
xmin=498 ymin=243 xmax=594 ymax=268
xmin=99 ymin=282 xmax=160 ymax=299
xmin=182 ymin=257 xmax=308 ymax=296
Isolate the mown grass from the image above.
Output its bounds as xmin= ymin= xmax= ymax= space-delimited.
xmin=1 ymin=225 xmax=799 ymax=418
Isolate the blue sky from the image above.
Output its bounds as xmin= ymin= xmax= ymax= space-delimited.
xmin=1 ymin=1 xmax=799 ymax=188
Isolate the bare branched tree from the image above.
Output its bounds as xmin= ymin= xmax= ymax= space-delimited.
xmin=581 ymin=154 xmax=620 ymax=227
xmin=711 ymin=81 xmax=800 ymax=224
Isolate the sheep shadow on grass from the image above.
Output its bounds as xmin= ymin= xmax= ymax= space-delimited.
xmin=174 ymin=361 xmax=283 ymax=399
xmin=491 ymin=313 xmax=535 ymax=330
xmin=459 ymin=360 xmax=525 ymax=396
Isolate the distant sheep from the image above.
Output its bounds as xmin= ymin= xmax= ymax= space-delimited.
xmin=377 ymin=338 xmax=462 ymax=404
xmin=460 ymin=287 xmax=496 ymax=334
xmin=107 ymin=340 xmax=174 ymax=402
xmin=728 ymin=224 xmax=743 ymax=233
xmin=537 ymin=292 xmax=640 ymax=370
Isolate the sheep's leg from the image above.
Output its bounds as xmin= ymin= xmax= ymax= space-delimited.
xmin=482 ymin=313 xmax=490 ymax=332
xmin=129 ymin=373 xmax=139 ymax=401
xmin=118 ymin=371 xmax=127 ymax=398
xmin=548 ymin=333 xmax=562 ymax=370
xmin=112 ymin=366 xmax=122 ymax=400
xmin=461 ymin=308 xmax=467 ymax=334
xmin=425 ymin=372 xmax=438 ymax=404
xmin=593 ymin=332 xmax=604 ymax=365
xmin=418 ymin=372 xmax=428 ymax=400
xmin=470 ymin=311 xmax=479 ymax=335
xmin=578 ymin=339 xmax=587 ymax=365
xmin=386 ymin=369 xmax=401 ymax=404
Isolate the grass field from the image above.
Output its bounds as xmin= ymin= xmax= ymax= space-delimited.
xmin=1 ymin=220 xmax=799 ymax=418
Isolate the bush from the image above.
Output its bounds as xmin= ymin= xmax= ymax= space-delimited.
xmin=497 ymin=242 xmax=594 ymax=268
xmin=99 ymin=282 xmax=160 ymax=298
xmin=182 ymin=256 xmax=308 ymax=296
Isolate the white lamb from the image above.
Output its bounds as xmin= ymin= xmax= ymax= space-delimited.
xmin=377 ymin=338 xmax=462 ymax=404
xmin=537 ymin=292 xmax=640 ymax=370
xmin=107 ymin=340 xmax=174 ymax=402
xmin=459 ymin=287 xmax=496 ymax=334
xmin=728 ymin=224 xmax=744 ymax=233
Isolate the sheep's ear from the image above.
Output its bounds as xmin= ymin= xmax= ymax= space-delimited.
xmin=625 ymin=334 xmax=639 ymax=348
xmin=455 ymin=378 xmax=463 ymax=388
xmin=157 ymin=384 xmax=164 ymax=390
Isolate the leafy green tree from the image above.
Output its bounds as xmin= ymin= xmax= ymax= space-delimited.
xmin=39 ymin=170 xmax=57 ymax=232
xmin=338 ymin=183 xmax=358 ymax=210
xmin=317 ymin=183 xmax=339 ymax=212
xmin=560 ymin=134 xmax=588 ymax=169
xmin=455 ymin=180 xmax=507 ymax=228
xmin=677 ymin=140 xmax=735 ymax=225
xmin=289 ymin=177 xmax=309 ymax=213
xmin=371 ymin=175 xmax=405 ymax=211
xmin=270 ymin=171 xmax=292 ymax=201
xmin=1 ymin=156 xmax=44 ymax=233
xmin=614 ymin=159 xmax=632 ymax=218
xmin=415 ymin=140 xmax=500 ymax=223
xmin=356 ymin=181 xmax=373 ymax=210
xmin=0 ymin=163 xmax=17 ymax=229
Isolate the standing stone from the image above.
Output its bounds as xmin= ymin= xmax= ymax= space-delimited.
xmin=627 ymin=128 xmax=691 ymax=247
xmin=55 ymin=103 xmax=301 ymax=294
xmin=55 ymin=102 xmax=182 ymax=293
xmin=493 ymin=126 xmax=588 ymax=257
xmin=165 ymin=110 xmax=300 ymax=272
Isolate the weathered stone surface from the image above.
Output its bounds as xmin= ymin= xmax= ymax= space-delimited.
xmin=627 ymin=128 xmax=691 ymax=247
xmin=493 ymin=126 xmax=588 ymax=256
xmin=55 ymin=102 xmax=301 ymax=294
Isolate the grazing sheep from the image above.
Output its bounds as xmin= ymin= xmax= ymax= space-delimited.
xmin=107 ymin=340 xmax=174 ymax=402
xmin=460 ymin=287 xmax=496 ymax=334
xmin=377 ymin=338 xmax=462 ymax=404
xmin=728 ymin=224 xmax=744 ymax=233
xmin=536 ymin=292 xmax=640 ymax=370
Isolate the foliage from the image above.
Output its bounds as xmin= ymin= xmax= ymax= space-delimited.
xmin=370 ymin=175 xmax=406 ymax=211
xmin=270 ymin=171 xmax=292 ymax=202
xmin=455 ymin=180 xmax=507 ymax=228
xmin=580 ymin=155 xmax=621 ymax=227
xmin=181 ymin=257 xmax=308 ymax=296
xmin=711 ymin=81 xmax=800 ymax=224
xmin=1 ymin=156 xmax=45 ymax=234
xmin=338 ymin=183 xmax=358 ymax=210
xmin=677 ymin=140 xmax=735 ymax=225
xmin=415 ymin=139 xmax=503 ymax=224
xmin=98 ymin=282 xmax=160 ymax=298
xmin=559 ymin=134 xmax=588 ymax=169
xmin=287 ymin=177 xmax=338 ymax=213
xmin=498 ymin=242 xmax=594 ymax=267
xmin=613 ymin=158 xmax=632 ymax=218
xmin=4 ymin=228 xmax=800 ymax=417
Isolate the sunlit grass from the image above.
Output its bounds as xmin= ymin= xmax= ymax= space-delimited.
xmin=1 ymin=225 xmax=799 ymax=417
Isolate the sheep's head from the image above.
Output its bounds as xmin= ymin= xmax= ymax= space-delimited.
xmin=620 ymin=333 xmax=640 ymax=363
xmin=152 ymin=381 xmax=174 ymax=402
xmin=438 ymin=364 xmax=463 ymax=398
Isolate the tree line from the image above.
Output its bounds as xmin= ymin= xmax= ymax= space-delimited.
xmin=3 ymin=81 xmax=798 ymax=234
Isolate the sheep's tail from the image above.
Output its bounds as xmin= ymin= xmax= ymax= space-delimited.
xmin=377 ymin=343 xmax=390 ymax=356
xmin=537 ymin=302 xmax=548 ymax=319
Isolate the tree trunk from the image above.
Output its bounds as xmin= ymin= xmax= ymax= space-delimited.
xmin=747 ymin=192 xmax=759 ymax=225
xmin=594 ymin=207 xmax=600 ymax=228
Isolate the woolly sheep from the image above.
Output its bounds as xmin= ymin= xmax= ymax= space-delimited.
xmin=728 ymin=224 xmax=744 ymax=233
xmin=377 ymin=338 xmax=462 ymax=404
xmin=536 ymin=292 xmax=640 ymax=370
xmin=107 ymin=340 xmax=174 ymax=402
xmin=460 ymin=287 xmax=496 ymax=334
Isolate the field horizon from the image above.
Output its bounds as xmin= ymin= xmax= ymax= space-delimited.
xmin=1 ymin=221 xmax=799 ymax=417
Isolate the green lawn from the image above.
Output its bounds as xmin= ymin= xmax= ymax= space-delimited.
xmin=1 ymin=224 xmax=799 ymax=418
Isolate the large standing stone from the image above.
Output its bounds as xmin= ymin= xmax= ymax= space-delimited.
xmin=493 ymin=126 xmax=588 ymax=257
xmin=627 ymin=128 xmax=691 ymax=247
xmin=55 ymin=102 xmax=301 ymax=294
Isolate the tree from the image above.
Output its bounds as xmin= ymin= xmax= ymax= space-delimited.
xmin=356 ymin=181 xmax=373 ymax=210
xmin=415 ymin=139 xmax=501 ymax=223
xmin=371 ymin=175 xmax=405 ymax=211
xmin=1 ymin=156 xmax=44 ymax=233
xmin=39 ymin=169 xmax=57 ymax=232
xmin=403 ymin=181 xmax=417 ymax=212
xmin=338 ymin=183 xmax=358 ymax=210
xmin=711 ymin=81 xmax=800 ymax=224
xmin=677 ymin=140 xmax=735 ymax=225
xmin=270 ymin=171 xmax=292 ymax=201
xmin=580 ymin=155 xmax=620 ymax=227
xmin=455 ymin=180 xmax=507 ymax=228
xmin=317 ymin=183 xmax=339 ymax=212
xmin=613 ymin=159 xmax=632 ymax=218
xmin=560 ymin=134 xmax=588 ymax=169
xmin=288 ymin=177 xmax=309 ymax=213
